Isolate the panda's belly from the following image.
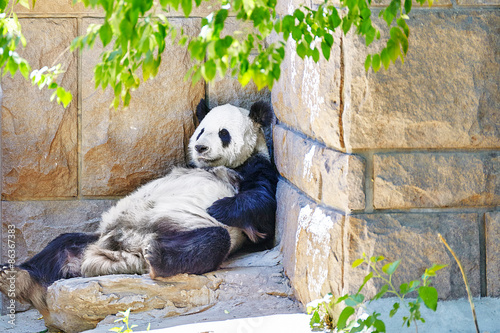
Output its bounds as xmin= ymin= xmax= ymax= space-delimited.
xmin=100 ymin=167 xmax=246 ymax=253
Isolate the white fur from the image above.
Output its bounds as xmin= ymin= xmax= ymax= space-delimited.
xmin=81 ymin=167 xmax=246 ymax=277
xmin=189 ymin=104 xmax=269 ymax=168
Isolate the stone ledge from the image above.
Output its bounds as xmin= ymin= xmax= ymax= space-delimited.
xmin=43 ymin=249 xmax=296 ymax=332
xmin=274 ymin=125 xmax=365 ymax=212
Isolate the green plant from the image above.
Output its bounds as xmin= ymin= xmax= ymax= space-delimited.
xmin=0 ymin=0 xmax=72 ymax=107
xmin=307 ymin=253 xmax=447 ymax=332
xmin=2 ymin=0 xmax=433 ymax=109
xmin=109 ymin=309 xmax=150 ymax=333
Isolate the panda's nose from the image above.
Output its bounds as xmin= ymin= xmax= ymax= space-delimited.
xmin=195 ymin=145 xmax=209 ymax=153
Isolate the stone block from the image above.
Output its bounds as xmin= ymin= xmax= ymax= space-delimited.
xmin=274 ymin=125 xmax=365 ymax=212
xmin=344 ymin=10 xmax=500 ymax=149
xmin=276 ymin=180 xmax=344 ymax=304
xmin=272 ymin=34 xmax=343 ymax=150
xmin=344 ymin=213 xmax=481 ymax=299
xmin=208 ymin=76 xmax=271 ymax=110
xmin=485 ymin=212 xmax=500 ymax=297
xmin=457 ymin=0 xmax=500 ymax=5
xmin=45 ymin=274 xmax=220 ymax=332
xmin=1 ymin=200 xmax=115 ymax=263
xmin=369 ymin=0 xmax=452 ymax=6
xmin=81 ymin=18 xmax=204 ymax=196
xmin=14 ymin=0 xmax=98 ymax=14
xmin=374 ymin=152 xmax=500 ymax=209
xmin=1 ymin=18 xmax=78 ymax=200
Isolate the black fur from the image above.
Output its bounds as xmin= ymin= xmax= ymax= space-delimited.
xmin=146 ymin=227 xmax=231 ymax=277
xmin=219 ymin=128 xmax=231 ymax=147
xmin=196 ymin=98 xmax=210 ymax=123
xmin=249 ymin=101 xmax=274 ymax=127
xmin=19 ymin=233 xmax=99 ymax=286
xmin=207 ymin=154 xmax=278 ymax=243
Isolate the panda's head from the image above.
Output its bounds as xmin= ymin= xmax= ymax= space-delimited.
xmin=189 ymin=99 xmax=273 ymax=169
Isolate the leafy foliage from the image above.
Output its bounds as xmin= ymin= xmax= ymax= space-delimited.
xmin=307 ymin=253 xmax=447 ymax=332
xmin=0 ymin=0 xmax=72 ymax=107
xmin=2 ymin=0 xmax=433 ymax=108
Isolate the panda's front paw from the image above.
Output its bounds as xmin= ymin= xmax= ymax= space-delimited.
xmin=207 ymin=196 xmax=237 ymax=227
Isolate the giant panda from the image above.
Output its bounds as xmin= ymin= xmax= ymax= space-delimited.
xmin=0 ymin=99 xmax=278 ymax=316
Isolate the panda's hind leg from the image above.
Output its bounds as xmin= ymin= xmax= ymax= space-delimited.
xmin=145 ymin=227 xmax=231 ymax=279
xmin=0 ymin=265 xmax=48 ymax=316
xmin=0 ymin=232 xmax=98 ymax=316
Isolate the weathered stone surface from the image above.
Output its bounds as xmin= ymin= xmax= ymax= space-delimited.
xmin=374 ymin=152 xmax=500 ymax=209
xmin=1 ymin=200 xmax=115 ymax=263
xmin=81 ymin=18 xmax=204 ymax=196
xmin=208 ymin=74 xmax=271 ymax=110
xmin=370 ymin=0 xmax=453 ymax=6
xmin=2 ymin=19 xmax=78 ymax=200
xmin=276 ymin=180 xmax=344 ymax=304
xmin=344 ymin=213 xmax=481 ymax=299
xmin=44 ymin=249 xmax=296 ymax=332
xmin=272 ymin=35 xmax=343 ymax=150
xmin=46 ymin=274 xmax=220 ymax=332
xmin=344 ymin=10 xmax=500 ymax=149
xmin=457 ymin=0 xmax=500 ymax=5
xmin=274 ymin=125 xmax=365 ymax=212
xmin=14 ymin=0 xmax=96 ymax=14
xmin=485 ymin=211 xmax=500 ymax=297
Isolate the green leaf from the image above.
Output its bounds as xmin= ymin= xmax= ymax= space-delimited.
xmin=427 ymin=264 xmax=448 ymax=275
xmin=404 ymin=0 xmax=412 ymax=13
xmin=202 ymin=59 xmax=216 ymax=81
xmin=337 ymin=306 xmax=355 ymax=330
xmin=296 ymin=42 xmax=307 ymax=59
xmin=389 ymin=302 xmax=400 ymax=317
xmin=18 ymin=0 xmax=30 ymax=9
xmin=372 ymin=284 xmax=389 ymax=301
xmin=419 ymin=286 xmax=438 ymax=311
xmin=312 ymin=47 xmax=320 ymax=62
xmin=321 ymin=41 xmax=331 ymax=61
xmin=291 ymin=27 xmax=302 ymax=42
xmin=352 ymin=258 xmax=364 ymax=268
xmin=364 ymin=55 xmax=371 ymax=72
xmin=181 ymin=0 xmax=192 ymax=17
xmin=309 ymin=310 xmax=321 ymax=327
xmin=399 ymin=283 xmax=408 ymax=295
xmin=345 ymin=293 xmax=364 ymax=306
xmin=56 ymin=87 xmax=72 ymax=108
xmin=357 ymin=271 xmax=373 ymax=294
xmin=99 ymin=21 xmax=113 ymax=47
xmin=294 ymin=9 xmax=305 ymax=22
xmin=381 ymin=49 xmax=390 ymax=70
xmin=382 ymin=260 xmax=400 ymax=276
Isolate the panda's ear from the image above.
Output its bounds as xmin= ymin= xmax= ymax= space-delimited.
xmin=249 ymin=101 xmax=274 ymax=127
xmin=196 ymin=98 xmax=210 ymax=123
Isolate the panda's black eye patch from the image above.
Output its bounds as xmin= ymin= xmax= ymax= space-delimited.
xmin=219 ymin=129 xmax=231 ymax=147
xmin=196 ymin=128 xmax=205 ymax=141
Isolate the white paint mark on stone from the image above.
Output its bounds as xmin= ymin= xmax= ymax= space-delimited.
xmin=303 ymin=145 xmax=315 ymax=182
xmin=302 ymin=56 xmax=324 ymax=125
xmin=296 ymin=205 xmax=334 ymax=297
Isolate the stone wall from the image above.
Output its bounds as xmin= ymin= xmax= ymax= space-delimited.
xmin=274 ymin=0 xmax=499 ymax=304
xmin=0 ymin=0 xmax=269 ymax=310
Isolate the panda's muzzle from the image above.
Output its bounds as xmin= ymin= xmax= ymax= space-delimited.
xmin=195 ymin=145 xmax=209 ymax=153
